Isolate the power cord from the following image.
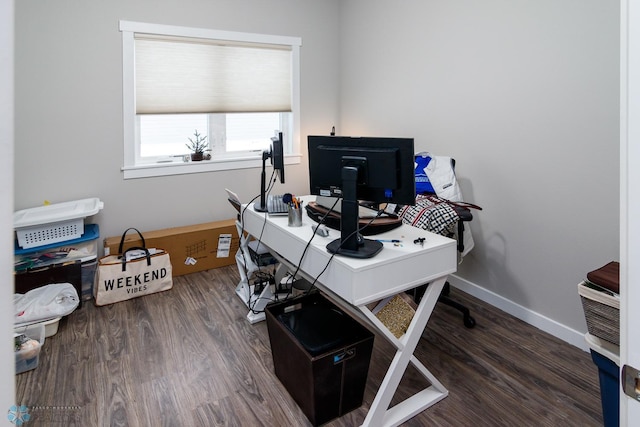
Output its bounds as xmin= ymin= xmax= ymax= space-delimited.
xmin=301 ymin=205 xmax=384 ymax=296
xmin=238 ymin=169 xmax=292 ymax=314
xmin=239 ymin=193 xmax=386 ymax=313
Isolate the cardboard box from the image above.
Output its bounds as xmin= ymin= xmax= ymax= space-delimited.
xmin=103 ymin=219 xmax=238 ymax=277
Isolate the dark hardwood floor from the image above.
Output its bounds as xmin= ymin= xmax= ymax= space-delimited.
xmin=15 ymin=265 xmax=604 ymax=426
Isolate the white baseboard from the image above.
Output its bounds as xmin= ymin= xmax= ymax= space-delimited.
xmin=447 ymin=274 xmax=589 ymax=352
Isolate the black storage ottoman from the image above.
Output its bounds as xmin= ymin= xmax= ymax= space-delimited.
xmin=265 ymin=292 xmax=374 ymax=426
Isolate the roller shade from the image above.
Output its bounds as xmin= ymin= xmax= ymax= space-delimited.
xmin=135 ymin=34 xmax=293 ymax=114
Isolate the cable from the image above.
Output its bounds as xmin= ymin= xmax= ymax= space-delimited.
xmin=239 ymin=169 xmax=286 ymax=314
xmin=239 ymin=194 xmax=387 ymax=313
xmin=275 ymin=197 xmax=341 ymax=301
xmin=302 ymin=206 xmax=385 ymax=295
xmin=245 ymin=195 xmax=339 ymax=312
xmin=237 ymin=193 xmax=261 ymax=296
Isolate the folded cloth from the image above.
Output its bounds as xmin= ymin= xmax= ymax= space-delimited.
xmin=586 ymin=261 xmax=619 ymax=294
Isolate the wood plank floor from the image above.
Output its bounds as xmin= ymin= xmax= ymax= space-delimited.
xmin=15 ymin=265 xmax=605 ymax=426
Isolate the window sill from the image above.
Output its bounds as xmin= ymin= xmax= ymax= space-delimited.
xmin=122 ymin=154 xmax=301 ymax=179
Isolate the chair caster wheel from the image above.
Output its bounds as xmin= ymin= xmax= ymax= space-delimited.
xmin=463 ymin=315 xmax=476 ymax=329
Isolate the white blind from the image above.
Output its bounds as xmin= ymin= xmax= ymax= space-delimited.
xmin=135 ymin=35 xmax=293 ymax=114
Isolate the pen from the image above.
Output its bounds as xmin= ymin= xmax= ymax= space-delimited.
xmin=377 ymin=239 xmax=401 ymax=243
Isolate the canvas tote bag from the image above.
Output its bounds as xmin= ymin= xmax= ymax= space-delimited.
xmin=95 ymin=228 xmax=173 ymax=306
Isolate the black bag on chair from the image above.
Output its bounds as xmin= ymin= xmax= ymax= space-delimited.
xmin=304 ymin=202 xmax=403 ymax=236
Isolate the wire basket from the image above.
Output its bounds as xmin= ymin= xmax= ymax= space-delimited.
xmin=578 ymin=281 xmax=619 ymax=346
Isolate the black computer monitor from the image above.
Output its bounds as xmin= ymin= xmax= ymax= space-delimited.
xmin=271 ymin=131 xmax=285 ymax=184
xmin=308 ymin=135 xmax=415 ymax=258
xmin=254 ymin=131 xmax=285 ymax=212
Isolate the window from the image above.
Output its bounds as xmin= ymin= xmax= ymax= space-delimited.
xmin=120 ymin=21 xmax=301 ymax=179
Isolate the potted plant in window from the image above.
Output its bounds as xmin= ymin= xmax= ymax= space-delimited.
xmin=186 ymin=130 xmax=210 ymax=161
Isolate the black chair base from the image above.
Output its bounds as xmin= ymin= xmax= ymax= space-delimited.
xmin=409 ymin=283 xmax=476 ymax=329
xmin=404 ymin=158 xmax=479 ymax=330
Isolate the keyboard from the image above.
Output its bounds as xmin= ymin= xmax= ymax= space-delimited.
xmin=267 ymin=194 xmax=288 ymax=215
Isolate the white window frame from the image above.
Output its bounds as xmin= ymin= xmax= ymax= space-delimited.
xmin=120 ymin=20 xmax=302 ymax=179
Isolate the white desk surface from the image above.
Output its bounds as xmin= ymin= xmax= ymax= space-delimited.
xmin=241 ymin=196 xmax=457 ymax=306
xmin=240 ymin=195 xmax=459 ymax=427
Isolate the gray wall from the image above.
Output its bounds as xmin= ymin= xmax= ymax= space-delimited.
xmin=14 ymin=0 xmax=620 ymax=345
xmin=338 ymin=0 xmax=620 ymax=340
xmin=14 ymin=0 xmax=340 ymax=239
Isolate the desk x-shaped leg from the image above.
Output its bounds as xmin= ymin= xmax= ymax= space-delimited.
xmin=254 ymin=244 xmax=449 ymax=426
xmin=357 ymin=276 xmax=448 ymax=427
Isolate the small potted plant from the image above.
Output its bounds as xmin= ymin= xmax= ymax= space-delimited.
xmin=186 ymin=130 xmax=210 ymax=161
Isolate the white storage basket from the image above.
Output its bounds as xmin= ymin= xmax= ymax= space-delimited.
xmin=16 ymin=218 xmax=84 ymax=249
xmin=14 ymin=198 xmax=104 ymax=249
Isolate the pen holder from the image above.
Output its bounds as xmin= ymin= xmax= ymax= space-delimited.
xmin=288 ymin=206 xmax=303 ymax=227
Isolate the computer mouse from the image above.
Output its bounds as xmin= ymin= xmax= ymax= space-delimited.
xmin=312 ymin=224 xmax=330 ymax=237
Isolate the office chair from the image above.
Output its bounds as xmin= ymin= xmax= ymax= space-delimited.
xmin=408 ymin=205 xmax=476 ymax=328
xmin=403 ymin=156 xmax=480 ymax=329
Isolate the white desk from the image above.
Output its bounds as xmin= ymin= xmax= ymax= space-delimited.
xmin=239 ymin=196 xmax=457 ymax=427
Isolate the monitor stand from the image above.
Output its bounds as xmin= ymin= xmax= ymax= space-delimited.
xmin=253 ymin=150 xmax=271 ymax=212
xmin=325 ymin=166 xmax=383 ymax=259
